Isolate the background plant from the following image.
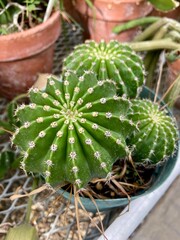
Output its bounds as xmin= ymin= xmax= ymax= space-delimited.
xmin=113 ymin=17 xmax=180 ymax=107
xmin=0 ymin=0 xmax=58 ymax=35
xmin=148 ymin=0 xmax=179 ymax=11
xmin=0 ymin=94 xmax=27 ymax=179
xmin=63 ymin=40 xmax=145 ymax=98
xmin=127 ymin=98 xmax=178 ymax=165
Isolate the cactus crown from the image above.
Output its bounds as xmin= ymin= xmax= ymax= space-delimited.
xmin=127 ymin=99 xmax=178 ymax=164
xmin=63 ymin=40 xmax=145 ymax=98
xmin=12 ymin=71 xmax=135 ymax=189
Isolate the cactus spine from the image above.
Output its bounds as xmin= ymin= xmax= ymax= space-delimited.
xmin=63 ymin=40 xmax=145 ymax=98
xmin=12 ymin=71 xmax=135 ymax=189
xmin=127 ymin=99 xmax=178 ymax=164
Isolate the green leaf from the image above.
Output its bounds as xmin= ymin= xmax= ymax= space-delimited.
xmin=148 ymin=0 xmax=179 ymax=11
xmin=85 ymin=0 xmax=94 ymax=8
xmin=7 ymin=102 xmax=16 ymax=122
xmin=0 ymin=151 xmax=16 ymax=179
xmin=5 ymin=224 xmax=38 ymax=240
xmin=0 ymin=120 xmax=13 ymax=134
xmin=27 ymin=4 xmax=36 ymax=12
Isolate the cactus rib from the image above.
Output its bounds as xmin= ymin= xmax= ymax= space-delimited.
xmin=63 ymin=40 xmax=145 ymax=98
xmin=12 ymin=71 xmax=135 ymax=189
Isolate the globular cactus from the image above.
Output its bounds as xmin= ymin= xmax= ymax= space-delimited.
xmin=12 ymin=71 xmax=135 ymax=189
xmin=63 ymin=40 xmax=145 ymax=98
xmin=127 ymin=99 xmax=178 ymax=164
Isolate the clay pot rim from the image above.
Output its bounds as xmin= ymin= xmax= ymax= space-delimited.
xmin=0 ymin=11 xmax=60 ymax=41
xmin=0 ymin=10 xmax=61 ymax=62
xmin=75 ymin=0 xmax=152 ymax=22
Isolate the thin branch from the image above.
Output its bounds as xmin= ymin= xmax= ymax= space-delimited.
xmin=74 ymin=185 xmax=83 ymax=240
xmin=154 ymin=51 xmax=166 ymax=103
xmin=43 ymin=0 xmax=56 ymax=22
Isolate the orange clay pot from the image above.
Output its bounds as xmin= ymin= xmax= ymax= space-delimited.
xmin=73 ymin=0 xmax=153 ymax=42
xmin=166 ymin=58 xmax=180 ymax=108
xmin=0 ymin=11 xmax=61 ymax=100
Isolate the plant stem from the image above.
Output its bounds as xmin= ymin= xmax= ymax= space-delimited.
xmin=130 ymin=39 xmax=180 ymax=51
xmin=43 ymin=0 xmax=56 ymax=22
xmin=113 ymin=17 xmax=160 ymax=34
xmin=24 ymin=178 xmax=38 ymax=224
xmin=145 ymin=51 xmax=161 ymax=88
xmin=133 ymin=18 xmax=178 ymax=42
xmin=163 ymin=74 xmax=180 ymax=107
xmin=10 ymin=93 xmax=28 ymax=103
xmin=153 ymin=24 xmax=169 ymax=40
xmin=154 ymin=51 xmax=166 ymax=103
xmin=166 ymin=30 xmax=180 ymax=42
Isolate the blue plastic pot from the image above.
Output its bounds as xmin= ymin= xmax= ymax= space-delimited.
xmin=58 ymin=87 xmax=179 ymax=212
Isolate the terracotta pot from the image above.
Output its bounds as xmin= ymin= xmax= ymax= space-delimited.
xmin=63 ymin=0 xmax=82 ymax=23
xmin=0 ymin=11 xmax=61 ymax=100
xmin=166 ymin=58 xmax=180 ymax=108
xmin=73 ymin=0 xmax=153 ymax=42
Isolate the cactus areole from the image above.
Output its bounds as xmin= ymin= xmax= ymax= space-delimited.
xmin=63 ymin=40 xmax=145 ymax=98
xmin=12 ymin=72 xmax=135 ymax=189
xmin=128 ymin=99 xmax=178 ymax=165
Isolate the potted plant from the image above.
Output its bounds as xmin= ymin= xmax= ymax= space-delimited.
xmin=10 ymin=40 xmax=179 ymax=220
xmin=113 ymin=16 xmax=180 ymax=107
xmin=0 ymin=0 xmax=61 ymax=100
xmin=63 ymin=0 xmax=179 ymax=42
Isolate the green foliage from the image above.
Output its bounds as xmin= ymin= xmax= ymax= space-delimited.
xmin=148 ymin=0 xmax=179 ymax=11
xmin=12 ymin=71 xmax=135 ymax=189
xmin=0 ymin=0 xmax=49 ymax=34
xmin=113 ymin=17 xmax=160 ymax=34
xmin=0 ymin=26 xmax=13 ymax=35
xmin=5 ymin=223 xmax=38 ymax=240
xmin=127 ymin=99 xmax=178 ymax=164
xmin=24 ymin=0 xmax=41 ymax=12
xmin=0 ymin=97 xmax=20 ymax=135
xmin=164 ymin=74 xmax=180 ymax=108
xmin=0 ymin=101 xmax=18 ymax=135
xmin=63 ymin=40 xmax=145 ymax=98
xmin=0 ymin=151 xmax=16 ymax=179
xmin=0 ymin=95 xmax=25 ymax=178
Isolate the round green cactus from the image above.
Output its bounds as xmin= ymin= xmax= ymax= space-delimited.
xmin=12 ymin=71 xmax=135 ymax=189
xmin=63 ymin=40 xmax=145 ymax=98
xmin=127 ymin=99 xmax=178 ymax=164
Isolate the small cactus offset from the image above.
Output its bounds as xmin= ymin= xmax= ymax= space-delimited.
xmin=63 ymin=40 xmax=145 ymax=98
xmin=127 ymin=99 xmax=178 ymax=164
xmin=12 ymin=71 xmax=135 ymax=189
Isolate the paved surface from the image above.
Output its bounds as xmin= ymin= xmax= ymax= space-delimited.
xmin=131 ymin=176 xmax=180 ymax=240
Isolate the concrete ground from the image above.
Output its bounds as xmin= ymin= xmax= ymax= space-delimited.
xmin=131 ymin=176 xmax=180 ymax=240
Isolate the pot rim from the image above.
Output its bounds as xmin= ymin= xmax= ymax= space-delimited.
xmin=0 ymin=11 xmax=60 ymax=41
xmin=74 ymin=0 xmax=152 ymax=22
xmin=0 ymin=11 xmax=61 ymax=61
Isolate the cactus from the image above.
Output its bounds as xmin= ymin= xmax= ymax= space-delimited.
xmin=127 ymin=99 xmax=178 ymax=164
xmin=12 ymin=71 xmax=135 ymax=189
xmin=63 ymin=40 xmax=145 ymax=98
